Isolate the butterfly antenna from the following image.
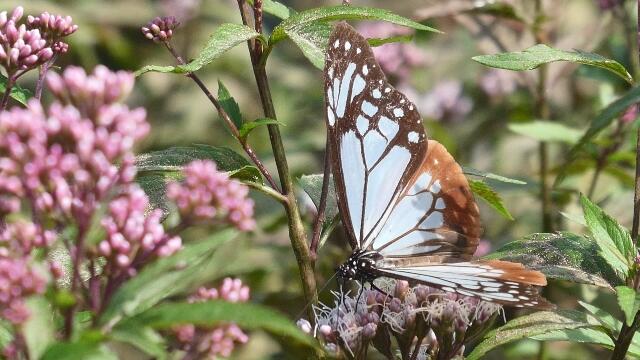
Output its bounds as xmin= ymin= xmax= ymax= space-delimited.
xmin=295 ymin=270 xmax=339 ymax=322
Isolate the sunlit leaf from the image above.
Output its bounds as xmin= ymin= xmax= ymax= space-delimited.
xmin=125 ymin=301 xmax=318 ymax=349
xmin=472 ymin=44 xmax=633 ymax=84
xmin=136 ymin=24 xmax=260 ymax=75
xmin=286 ymin=21 xmax=332 ymax=69
xmin=110 ymin=324 xmax=167 ymax=360
xmin=248 ymin=0 xmax=296 ymax=19
xmin=238 ymin=118 xmax=284 ymax=141
xmin=218 ymin=80 xmax=243 ymax=129
xmin=468 ymin=179 xmax=513 ymax=220
xmin=463 ymin=167 xmax=526 ymax=185
xmin=530 ymin=328 xmax=613 ymax=346
xmin=23 ymin=297 xmax=55 ymax=359
xmin=579 ymin=301 xmax=621 ymax=334
xmin=581 ymin=195 xmax=634 ymax=281
xmin=508 ymin=120 xmax=583 ymax=144
xmin=467 ymin=310 xmax=595 ymax=360
xmin=484 ymin=232 xmax=619 ymax=288
xmin=0 ymin=74 xmax=32 ymax=105
xmin=616 ymin=286 xmax=640 ymax=326
xmin=42 ymin=340 xmax=117 ymax=360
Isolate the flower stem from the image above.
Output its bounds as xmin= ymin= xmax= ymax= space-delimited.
xmin=0 ymin=74 xmax=16 ymax=111
xmin=35 ymin=56 xmax=57 ymax=100
xmin=163 ymin=41 xmax=280 ymax=191
xmin=237 ymin=0 xmax=318 ymax=320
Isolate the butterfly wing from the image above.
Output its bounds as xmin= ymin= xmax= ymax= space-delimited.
xmin=371 ymin=141 xmax=551 ymax=308
xmin=324 ymin=22 xmax=428 ymax=250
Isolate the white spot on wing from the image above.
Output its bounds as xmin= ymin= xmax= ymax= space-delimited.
xmin=334 ymin=39 xmax=339 ymax=48
xmin=336 ymin=63 xmax=357 ymax=117
xmin=327 ymin=106 xmax=335 ymax=126
xmin=361 ymin=100 xmax=378 ymax=117
xmin=435 ymin=198 xmax=445 ymax=210
xmin=351 ymin=75 xmax=365 ymax=101
xmin=420 ymin=211 xmax=443 ymax=229
xmin=356 ymin=115 xmax=368 ymax=135
xmin=378 ymin=116 xmax=399 ymax=140
xmin=393 ymin=108 xmax=404 ymax=118
xmin=345 ymin=41 xmax=351 ymax=50
xmin=429 ymin=180 xmax=441 ymax=194
xmin=408 ymin=131 xmax=419 ymax=143
xmin=356 ymin=48 xmax=361 ymax=54
xmin=372 ymin=89 xmax=381 ymax=99
xmin=362 ymin=65 xmax=368 ymax=75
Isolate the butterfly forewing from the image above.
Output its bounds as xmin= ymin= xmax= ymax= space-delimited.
xmin=324 ymin=22 xmax=428 ymax=249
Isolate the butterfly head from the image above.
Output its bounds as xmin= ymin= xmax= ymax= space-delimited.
xmin=337 ymin=250 xmax=380 ymax=282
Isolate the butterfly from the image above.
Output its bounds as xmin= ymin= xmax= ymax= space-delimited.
xmin=324 ymin=22 xmax=553 ymax=309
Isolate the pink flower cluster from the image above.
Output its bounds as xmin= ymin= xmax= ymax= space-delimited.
xmin=0 ymin=7 xmax=53 ymax=74
xmin=0 ymin=257 xmax=46 ymax=324
xmin=141 ymin=16 xmax=180 ymax=43
xmin=175 ymin=278 xmax=250 ymax=358
xmin=27 ymin=12 xmax=78 ymax=40
xmin=99 ymin=186 xmax=181 ymax=271
xmin=0 ymin=66 xmax=146 ymax=221
xmin=167 ymin=160 xmax=255 ymax=230
xmin=0 ymin=221 xmax=54 ymax=255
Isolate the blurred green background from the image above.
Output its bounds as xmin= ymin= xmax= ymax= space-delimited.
xmin=3 ymin=0 xmax=638 ymax=358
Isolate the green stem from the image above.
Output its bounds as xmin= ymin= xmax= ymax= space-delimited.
xmin=237 ymin=0 xmax=318 ymax=321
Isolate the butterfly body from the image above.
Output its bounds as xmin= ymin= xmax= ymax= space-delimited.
xmin=325 ymin=22 xmax=553 ymax=309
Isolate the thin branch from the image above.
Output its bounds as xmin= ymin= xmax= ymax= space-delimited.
xmin=310 ymin=136 xmax=331 ymax=257
xmin=35 ymin=55 xmax=57 ymax=100
xmin=245 ymin=181 xmax=288 ymax=204
xmin=236 ymin=0 xmax=318 ymax=322
xmin=632 ymin=126 xmax=640 ymax=242
xmin=162 ymin=41 xmax=280 ymax=191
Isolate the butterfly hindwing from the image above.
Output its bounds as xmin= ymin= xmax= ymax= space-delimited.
xmin=324 ymin=22 xmax=428 ymax=250
xmin=369 ymin=140 xmax=481 ymax=258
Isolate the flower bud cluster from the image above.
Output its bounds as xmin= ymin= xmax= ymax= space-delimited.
xmin=167 ymin=160 xmax=255 ymax=231
xmin=141 ymin=16 xmax=179 ymax=43
xmin=99 ymin=186 xmax=181 ymax=272
xmin=0 ymin=7 xmax=53 ymax=74
xmin=313 ymin=279 xmax=502 ymax=359
xmin=174 ymin=278 xmax=250 ymax=358
xmin=0 ymin=256 xmax=46 ymax=324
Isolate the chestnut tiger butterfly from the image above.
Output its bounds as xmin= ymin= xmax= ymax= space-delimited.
xmin=325 ymin=22 xmax=553 ymax=309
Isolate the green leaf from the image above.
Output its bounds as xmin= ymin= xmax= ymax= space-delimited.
xmin=248 ymin=0 xmax=296 ymax=19
xmin=472 ymin=44 xmax=633 ymax=84
xmin=616 ymin=286 xmax=640 ymax=326
xmin=484 ymin=232 xmax=619 ymax=288
xmin=463 ymin=2 xmax=524 ymax=22
xmin=136 ymin=24 xmax=260 ymax=75
xmin=581 ymin=194 xmax=634 ymax=280
xmin=0 ymin=74 xmax=32 ymax=105
xmin=42 ymin=341 xmax=117 ymax=360
xmin=466 ymin=310 xmax=595 ymax=360
xmin=569 ymin=86 xmax=640 ymax=157
xmin=126 ymin=301 xmax=317 ymax=349
xmin=530 ymin=328 xmax=614 ymax=349
xmin=298 ymin=174 xmax=338 ymax=221
xmin=23 ymin=297 xmax=55 ymax=359
xmin=271 ymin=6 xmax=439 ymax=68
xmin=238 ymin=118 xmax=284 ymax=141
xmin=579 ymin=301 xmax=622 ymax=333
xmin=463 ymin=167 xmax=526 ymax=184
xmin=217 ymin=80 xmax=243 ymax=129
xmin=136 ymin=145 xmax=255 ymax=176
xmin=110 ymin=324 xmax=167 ymax=360
xmin=508 ymin=120 xmax=583 ymax=144
xmin=366 ymin=34 xmax=413 ymax=47
xmin=99 ymin=229 xmax=238 ymax=327
xmin=468 ymin=179 xmax=513 ymax=220
xmin=0 ymin=320 xmax=12 ymax=350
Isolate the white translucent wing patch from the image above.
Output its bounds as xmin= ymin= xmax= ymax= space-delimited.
xmin=377 ymin=263 xmax=543 ymax=307
xmin=367 ymin=171 xmax=446 ymax=255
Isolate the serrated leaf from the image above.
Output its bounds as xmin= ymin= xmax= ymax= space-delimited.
xmin=42 ymin=341 xmax=117 ymax=360
xmin=217 ymin=80 xmax=243 ymax=129
xmin=472 ymin=44 xmax=633 ymax=84
xmin=238 ymin=118 xmax=284 ymax=141
xmin=569 ymin=85 xmax=640 ymax=157
xmin=0 ymin=74 xmax=32 ymax=105
xmin=581 ymin=194 xmax=634 ymax=280
xmin=508 ymin=120 xmax=583 ymax=144
xmin=616 ymin=286 xmax=640 ymax=326
xmin=110 ymin=324 xmax=167 ymax=360
xmin=99 ymin=230 xmax=238 ymax=327
xmin=248 ymin=0 xmax=296 ymax=19
xmin=484 ymin=232 xmax=619 ymax=288
xmin=463 ymin=167 xmax=526 ymax=184
xmin=23 ymin=297 xmax=55 ymax=359
xmin=126 ymin=301 xmax=318 ymax=349
xmin=468 ymin=179 xmax=513 ymax=220
xmin=466 ymin=310 xmax=594 ymax=360
xmin=298 ymin=174 xmax=338 ymax=221
xmin=286 ymin=21 xmax=332 ymax=69
xmin=136 ymin=24 xmax=260 ymax=75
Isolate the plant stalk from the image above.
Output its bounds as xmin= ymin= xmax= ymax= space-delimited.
xmin=0 ymin=74 xmax=15 ymax=111
xmin=310 ymin=136 xmax=331 ymax=258
xmin=237 ymin=0 xmax=318 ymax=320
